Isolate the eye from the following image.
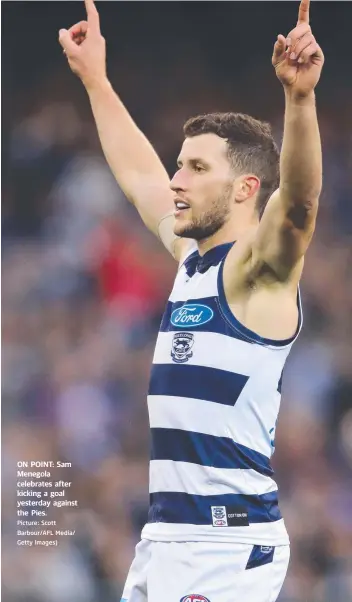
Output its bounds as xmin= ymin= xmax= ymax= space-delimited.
xmin=194 ymin=164 xmax=205 ymax=173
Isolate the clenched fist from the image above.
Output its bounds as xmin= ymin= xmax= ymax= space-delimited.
xmin=58 ymin=0 xmax=106 ymax=91
xmin=272 ymin=0 xmax=324 ymax=99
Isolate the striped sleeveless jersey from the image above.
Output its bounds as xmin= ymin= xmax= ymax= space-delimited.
xmin=142 ymin=242 xmax=302 ymax=545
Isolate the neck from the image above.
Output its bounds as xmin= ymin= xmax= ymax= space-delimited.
xmin=197 ymin=213 xmax=259 ymax=255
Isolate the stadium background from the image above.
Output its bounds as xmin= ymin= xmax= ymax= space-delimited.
xmin=2 ymin=2 xmax=351 ymax=601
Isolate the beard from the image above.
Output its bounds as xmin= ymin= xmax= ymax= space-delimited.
xmin=174 ymin=183 xmax=232 ymax=241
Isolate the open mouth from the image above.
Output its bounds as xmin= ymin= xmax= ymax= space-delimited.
xmin=174 ymin=200 xmax=190 ymax=215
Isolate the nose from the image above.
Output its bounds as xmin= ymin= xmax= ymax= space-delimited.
xmin=170 ymin=169 xmax=187 ymax=193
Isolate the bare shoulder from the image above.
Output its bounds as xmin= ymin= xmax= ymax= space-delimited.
xmin=225 ymin=227 xmax=304 ymax=289
xmin=222 ymin=228 xmax=304 ymax=342
xmin=222 ymin=226 xmax=258 ymax=289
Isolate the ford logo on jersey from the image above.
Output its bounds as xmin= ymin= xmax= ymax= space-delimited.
xmin=180 ymin=596 xmax=211 ymax=602
xmin=171 ymin=304 xmax=213 ymax=327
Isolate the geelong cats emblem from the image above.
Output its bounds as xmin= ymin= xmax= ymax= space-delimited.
xmin=171 ymin=332 xmax=194 ymax=364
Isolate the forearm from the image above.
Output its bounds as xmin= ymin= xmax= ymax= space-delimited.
xmin=280 ymin=90 xmax=322 ymax=208
xmin=86 ymin=78 xmax=170 ymax=204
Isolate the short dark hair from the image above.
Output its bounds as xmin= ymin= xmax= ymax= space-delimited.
xmin=183 ymin=112 xmax=280 ymax=216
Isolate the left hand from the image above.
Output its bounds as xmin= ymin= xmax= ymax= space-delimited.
xmin=272 ymin=0 xmax=324 ymax=98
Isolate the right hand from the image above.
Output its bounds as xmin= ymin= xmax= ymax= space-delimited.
xmin=58 ymin=0 xmax=106 ymax=90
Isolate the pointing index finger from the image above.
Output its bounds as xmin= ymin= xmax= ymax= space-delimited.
xmin=84 ymin=0 xmax=100 ymax=29
xmin=297 ymin=0 xmax=310 ymax=25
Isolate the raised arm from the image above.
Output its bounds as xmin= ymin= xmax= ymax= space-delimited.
xmin=253 ymin=0 xmax=324 ymax=281
xmin=58 ymin=0 xmax=184 ymax=259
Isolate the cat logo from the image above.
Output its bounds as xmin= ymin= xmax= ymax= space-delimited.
xmin=171 ymin=332 xmax=194 ymax=364
xmin=211 ymin=505 xmax=228 ymax=527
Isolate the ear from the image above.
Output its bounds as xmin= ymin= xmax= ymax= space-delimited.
xmin=234 ymin=175 xmax=260 ymax=203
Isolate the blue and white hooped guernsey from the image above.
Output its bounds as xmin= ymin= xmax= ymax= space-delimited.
xmin=142 ymin=242 xmax=302 ymax=545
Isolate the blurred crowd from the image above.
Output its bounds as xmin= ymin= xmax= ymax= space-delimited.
xmin=2 ymin=3 xmax=352 ymax=602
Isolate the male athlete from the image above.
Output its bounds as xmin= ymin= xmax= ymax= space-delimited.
xmin=59 ymin=0 xmax=323 ymax=599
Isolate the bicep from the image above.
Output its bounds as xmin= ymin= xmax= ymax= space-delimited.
xmin=252 ymin=189 xmax=317 ymax=280
xmin=127 ymin=175 xmax=173 ymax=236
